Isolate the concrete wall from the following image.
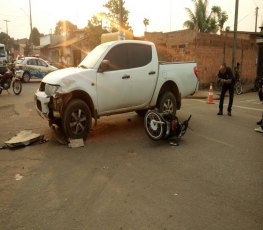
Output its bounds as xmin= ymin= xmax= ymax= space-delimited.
xmin=145 ymin=30 xmax=258 ymax=87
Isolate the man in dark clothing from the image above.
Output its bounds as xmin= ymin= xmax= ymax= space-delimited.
xmin=217 ymin=63 xmax=235 ymax=116
xmin=255 ymin=78 xmax=263 ymax=133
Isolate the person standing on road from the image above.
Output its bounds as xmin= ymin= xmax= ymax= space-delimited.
xmin=254 ymin=78 xmax=263 ymax=133
xmin=217 ymin=63 xmax=235 ymax=116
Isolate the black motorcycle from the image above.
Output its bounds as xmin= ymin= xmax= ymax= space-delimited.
xmin=0 ymin=63 xmax=22 ymax=95
xmin=144 ymin=110 xmax=191 ymax=144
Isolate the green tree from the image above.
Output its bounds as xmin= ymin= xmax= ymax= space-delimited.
xmin=29 ymin=27 xmax=40 ymax=46
xmin=211 ymin=6 xmax=229 ymax=32
xmin=0 ymin=32 xmax=19 ymax=55
xmin=143 ymin=18 xmax=149 ymax=32
xmin=54 ymin=20 xmax=78 ymax=38
xmin=24 ymin=42 xmax=32 ymax=56
xmin=84 ymin=15 xmax=108 ymax=49
xmin=183 ymin=0 xmax=228 ymax=33
xmin=103 ymin=0 xmax=131 ymax=32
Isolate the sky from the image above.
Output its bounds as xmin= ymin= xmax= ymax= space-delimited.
xmin=0 ymin=0 xmax=263 ymax=40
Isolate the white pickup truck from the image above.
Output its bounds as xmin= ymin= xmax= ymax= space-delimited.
xmin=35 ymin=40 xmax=199 ymax=139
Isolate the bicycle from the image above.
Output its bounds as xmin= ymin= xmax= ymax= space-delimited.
xmin=214 ymin=78 xmax=242 ymax=95
xmin=234 ymin=78 xmax=243 ymax=95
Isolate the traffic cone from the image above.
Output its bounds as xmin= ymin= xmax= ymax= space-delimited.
xmin=207 ymin=83 xmax=214 ymax=104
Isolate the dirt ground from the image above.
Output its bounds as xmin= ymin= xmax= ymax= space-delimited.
xmin=0 ymin=82 xmax=262 ymax=230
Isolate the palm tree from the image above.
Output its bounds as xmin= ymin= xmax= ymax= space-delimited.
xmin=183 ymin=0 xmax=228 ymax=33
xmin=211 ymin=6 xmax=229 ymax=33
xmin=143 ymin=18 xmax=149 ymax=32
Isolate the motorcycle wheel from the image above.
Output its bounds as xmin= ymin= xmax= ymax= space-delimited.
xmin=12 ymin=80 xmax=22 ymax=95
xmin=144 ymin=110 xmax=166 ymax=141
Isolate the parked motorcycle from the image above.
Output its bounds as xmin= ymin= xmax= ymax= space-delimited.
xmin=0 ymin=63 xmax=22 ymax=95
xmin=144 ymin=110 xmax=191 ymax=144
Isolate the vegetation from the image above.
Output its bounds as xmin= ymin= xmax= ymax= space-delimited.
xmin=54 ymin=20 xmax=78 ymax=38
xmin=103 ymin=0 xmax=131 ymax=32
xmin=183 ymin=0 xmax=228 ymax=33
xmin=29 ymin=27 xmax=41 ymax=46
xmin=84 ymin=16 xmax=108 ymax=50
xmin=143 ymin=18 xmax=149 ymax=32
xmin=0 ymin=32 xmax=19 ymax=56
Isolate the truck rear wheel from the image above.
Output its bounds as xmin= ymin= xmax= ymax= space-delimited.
xmin=158 ymin=91 xmax=177 ymax=115
xmin=62 ymin=99 xmax=92 ymax=139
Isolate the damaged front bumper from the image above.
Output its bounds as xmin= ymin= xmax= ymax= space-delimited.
xmin=35 ymin=90 xmax=50 ymax=119
xmin=35 ymin=89 xmax=64 ymax=122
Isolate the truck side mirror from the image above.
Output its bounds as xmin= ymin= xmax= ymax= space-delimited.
xmin=98 ymin=60 xmax=110 ymax=73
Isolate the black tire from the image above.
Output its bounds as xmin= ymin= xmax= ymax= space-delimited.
xmin=144 ymin=110 xmax=166 ymax=141
xmin=136 ymin=109 xmax=148 ymax=117
xmin=62 ymin=99 xmax=92 ymax=139
xmin=158 ymin=91 xmax=177 ymax=115
xmin=22 ymin=72 xmax=31 ymax=83
xmin=235 ymin=81 xmax=243 ymax=95
xmin=12 ymin=80 xmax=22 ymax=95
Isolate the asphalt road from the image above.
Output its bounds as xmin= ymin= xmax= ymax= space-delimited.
xmin=0 ymin=81 xmax=262 ymax=230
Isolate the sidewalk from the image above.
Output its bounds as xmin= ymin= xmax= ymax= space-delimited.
xmin=187 ymin=83 xmax=255 ymax=100
xmin=187 ymin=90 xmax=220 ymax=100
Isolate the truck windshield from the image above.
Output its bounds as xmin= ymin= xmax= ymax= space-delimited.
xmin=78 ymin=43 xmax=111 ymax=69
xmin=0 ymin=47 xmax=5 ymax=57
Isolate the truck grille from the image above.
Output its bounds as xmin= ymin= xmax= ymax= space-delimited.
xmin=39 ymin=82 xmax=46 ymax=92
xmin=36 ymin=100 xmax=42 ymax=111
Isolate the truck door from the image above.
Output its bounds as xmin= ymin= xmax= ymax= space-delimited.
xmin=127 ymin=43 xmax=158 ymax=107
xmin=97 ymin=43 xmax=133 ymax=114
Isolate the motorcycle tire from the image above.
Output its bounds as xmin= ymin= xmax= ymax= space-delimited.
xmin=144 ymin=110 xmax=166 ymax=141
xmin=12 ymin=80 xmax=22 ymax=95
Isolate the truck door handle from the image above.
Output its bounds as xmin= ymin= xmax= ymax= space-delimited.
xmin=122 ymin=75 xmax=130 ymax=79
xmin=148 ymin=71 xmax=156 ymax=75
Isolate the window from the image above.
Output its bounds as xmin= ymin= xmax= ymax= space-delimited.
xmin=103 ymin=43 xmax=152 ymax=71
xmin=38 ymin=59 xmax=47 ymax=67
xmin=27 ymin=59 xmax=37 ymax=65
xmin=0 ymin=47 xmax=5 ymax=57
xmin=104 ymin=44 xmax=128 ymax=71
xmin=128 ymin=44 xmax=152 ymax=68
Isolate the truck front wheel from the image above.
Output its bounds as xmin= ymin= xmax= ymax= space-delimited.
xmin=158 ymin=91 xmax=177 ymax=115
xmin=62 ymin=99 xmax=92 ymax=139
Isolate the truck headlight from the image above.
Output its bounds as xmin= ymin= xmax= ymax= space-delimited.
xmin=45 ymin=84 xmax=60 ymax=96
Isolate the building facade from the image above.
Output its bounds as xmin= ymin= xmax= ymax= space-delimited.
xmin=145 ymin=30 xmax=258 ymax=87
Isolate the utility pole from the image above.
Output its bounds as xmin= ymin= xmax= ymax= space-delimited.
xmin=3 ymin=19 xmax=10 ymax=35
xmin=29 ymin=0 xmax=32 ymax=34
xmin=232 ymin=0 xmax=239 ymax=69
xmin=119 ymin=0 xmax=125 ymax=40
xmin=255 ymin=7 xmax=259 ymax=32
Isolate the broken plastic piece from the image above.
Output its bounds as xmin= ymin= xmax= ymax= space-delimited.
xmin=4 ymin=130 xmax=44 ymax=148
xmin=68 ymin=138 xmax=84 ymax=148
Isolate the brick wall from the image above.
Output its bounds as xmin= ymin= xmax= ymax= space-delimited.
xmin=145 ymin=30 xmax=258 ymax=87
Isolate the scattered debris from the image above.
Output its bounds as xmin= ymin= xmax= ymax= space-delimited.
xmin=15 ymin=174 xmax=23 ymax=181
xmin=68 ymin=138 xmax=84 ymax=148
xmin=4 ymin=130 xmax=45 ymax=149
